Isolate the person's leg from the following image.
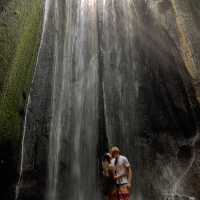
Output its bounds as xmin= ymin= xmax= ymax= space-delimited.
xmin=118 ymin=185 xmax=130 ymax=200
xmin=108 ymin=189 xmax=119 ymax=200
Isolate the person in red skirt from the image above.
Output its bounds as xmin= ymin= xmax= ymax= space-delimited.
xmin=102 ymin=147 xmax=133 ymax=200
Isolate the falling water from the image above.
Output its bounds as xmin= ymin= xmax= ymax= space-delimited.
xmin=15 ymin=0 xmax=200 ymax=200
xmin=47 ymin=0 xmax=138 ymax=199
xmin=48 ymin=0 xmax=99 ymax=199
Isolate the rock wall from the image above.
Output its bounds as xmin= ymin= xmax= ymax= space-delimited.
xmin=147 ymin=0 xmax=200 ymax=102
xmin=134 ymin=0 xmax=200 ymax=198
xmin=18 ymin=1 xmax=200 ymax=200
xmin=0 ymin=0 xmax=43 ymax=199
xmin=0 ymin=0 xmax=200 ymax=200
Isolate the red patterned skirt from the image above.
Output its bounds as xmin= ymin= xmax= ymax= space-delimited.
xmin=108 ymin=185 xmax=130 ymax=200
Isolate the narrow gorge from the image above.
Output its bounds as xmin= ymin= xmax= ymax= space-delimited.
xmin=0 ymin=0 xmax=200 ymax=200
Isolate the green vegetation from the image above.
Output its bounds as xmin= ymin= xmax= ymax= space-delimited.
xmin=0 ymin=0 xmax=43 ymax=147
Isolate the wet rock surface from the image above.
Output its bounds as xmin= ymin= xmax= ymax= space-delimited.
xmin=16 ymin=3 xmax=55 ymax=200
xmin=0 ymin=0 xmax=43 ymax=199
xmin=16 ymin=0 xmax=200 ymax=200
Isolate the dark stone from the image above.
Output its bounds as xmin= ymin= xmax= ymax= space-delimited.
xmin=178 ymin=145 xmax=193 ymax=161
xmin=16 ymin=2 xmax=55 ymax=200
xmin=158 ymin=0 xmax=172 ymax=14
xmin=0 ymin=140 xmax=18 ymax=200
xmin=15 ymin=0 xmax=200 ymax=199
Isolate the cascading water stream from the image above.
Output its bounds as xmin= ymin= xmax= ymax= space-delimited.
xmin=48 ymin=0 xmax=99 ymax=199
xmin=15 ymin=0 xmax=200 ymax=200
xmin=15 ymin=0 xmax=139 ymax=199
xmin=47 ymin=0 xmax=138 ymax=199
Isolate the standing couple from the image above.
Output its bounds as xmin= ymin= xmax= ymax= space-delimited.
xmin=102 ymin=146 xmax=133 ymax=200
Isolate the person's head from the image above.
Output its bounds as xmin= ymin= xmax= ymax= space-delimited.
xmin=103 ymin=153 xmax=112 ymax=163
xmin=110 ymin=146 xmax=120 ymax=158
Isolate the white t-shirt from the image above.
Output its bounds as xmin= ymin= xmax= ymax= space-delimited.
xmin=111 ymin=155 xmax=130 ymax=185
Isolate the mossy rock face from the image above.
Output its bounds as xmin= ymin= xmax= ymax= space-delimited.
xmin=0 ymin=0 xmax=43 ymax=199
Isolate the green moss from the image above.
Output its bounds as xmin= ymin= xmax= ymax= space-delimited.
xmin=0 ymin=0 xmax=43 ymax=146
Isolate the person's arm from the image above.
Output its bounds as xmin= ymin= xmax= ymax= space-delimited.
xmin=127 ymin=166 xmax=133 ymax=188
xmin=113 ymin=167 xmax=133 ymax=184
xmin=123 ymin=156 xmax=133 ymax=190
xmin=108 ymin=165 xmax=116 ymax=180
xmin=102 ymin=161 xmax=109 ymax=176
xmin=113 ymin=173 xmax=125 ymax=180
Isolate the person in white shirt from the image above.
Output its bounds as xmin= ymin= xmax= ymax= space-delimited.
xmin=110 ymin=146 xmax=133 ymax=200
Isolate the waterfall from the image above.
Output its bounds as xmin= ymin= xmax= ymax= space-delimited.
xmin=48 ymin=0 xmax=99 ymax=199
xmin=47 ymin=0 xmax=138 ymax=199
xmin=15 ymin=0 xmax=200 ymax=200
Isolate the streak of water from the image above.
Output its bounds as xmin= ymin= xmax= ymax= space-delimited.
xmin=43 ymin=0 xmax=52 ymax=32
xmin=48 ymin=0 xmax=99 ymax=199
xmin=15 ymin=1 xmax=52 ymax=199
xmin=15 ymin=0 xmax=200 ymax=200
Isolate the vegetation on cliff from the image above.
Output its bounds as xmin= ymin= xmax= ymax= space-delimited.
xmin=0 ymin=0 xmax=43 ymax=199
xmin=0 ymin=0 xmax=43 ymax=146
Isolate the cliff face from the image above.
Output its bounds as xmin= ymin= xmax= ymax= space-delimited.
xmin=122 ymin=1 xmax=200 ymax=199
xmin=0 ymin=0 xmax=43 ymax=199
xmin=0 ymin=0 xmax=200 ymax=200
xmin=148 ymin=0 xmax=200 ymax=102
xmin=17 ymin=1 xmax=200 ymax=200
